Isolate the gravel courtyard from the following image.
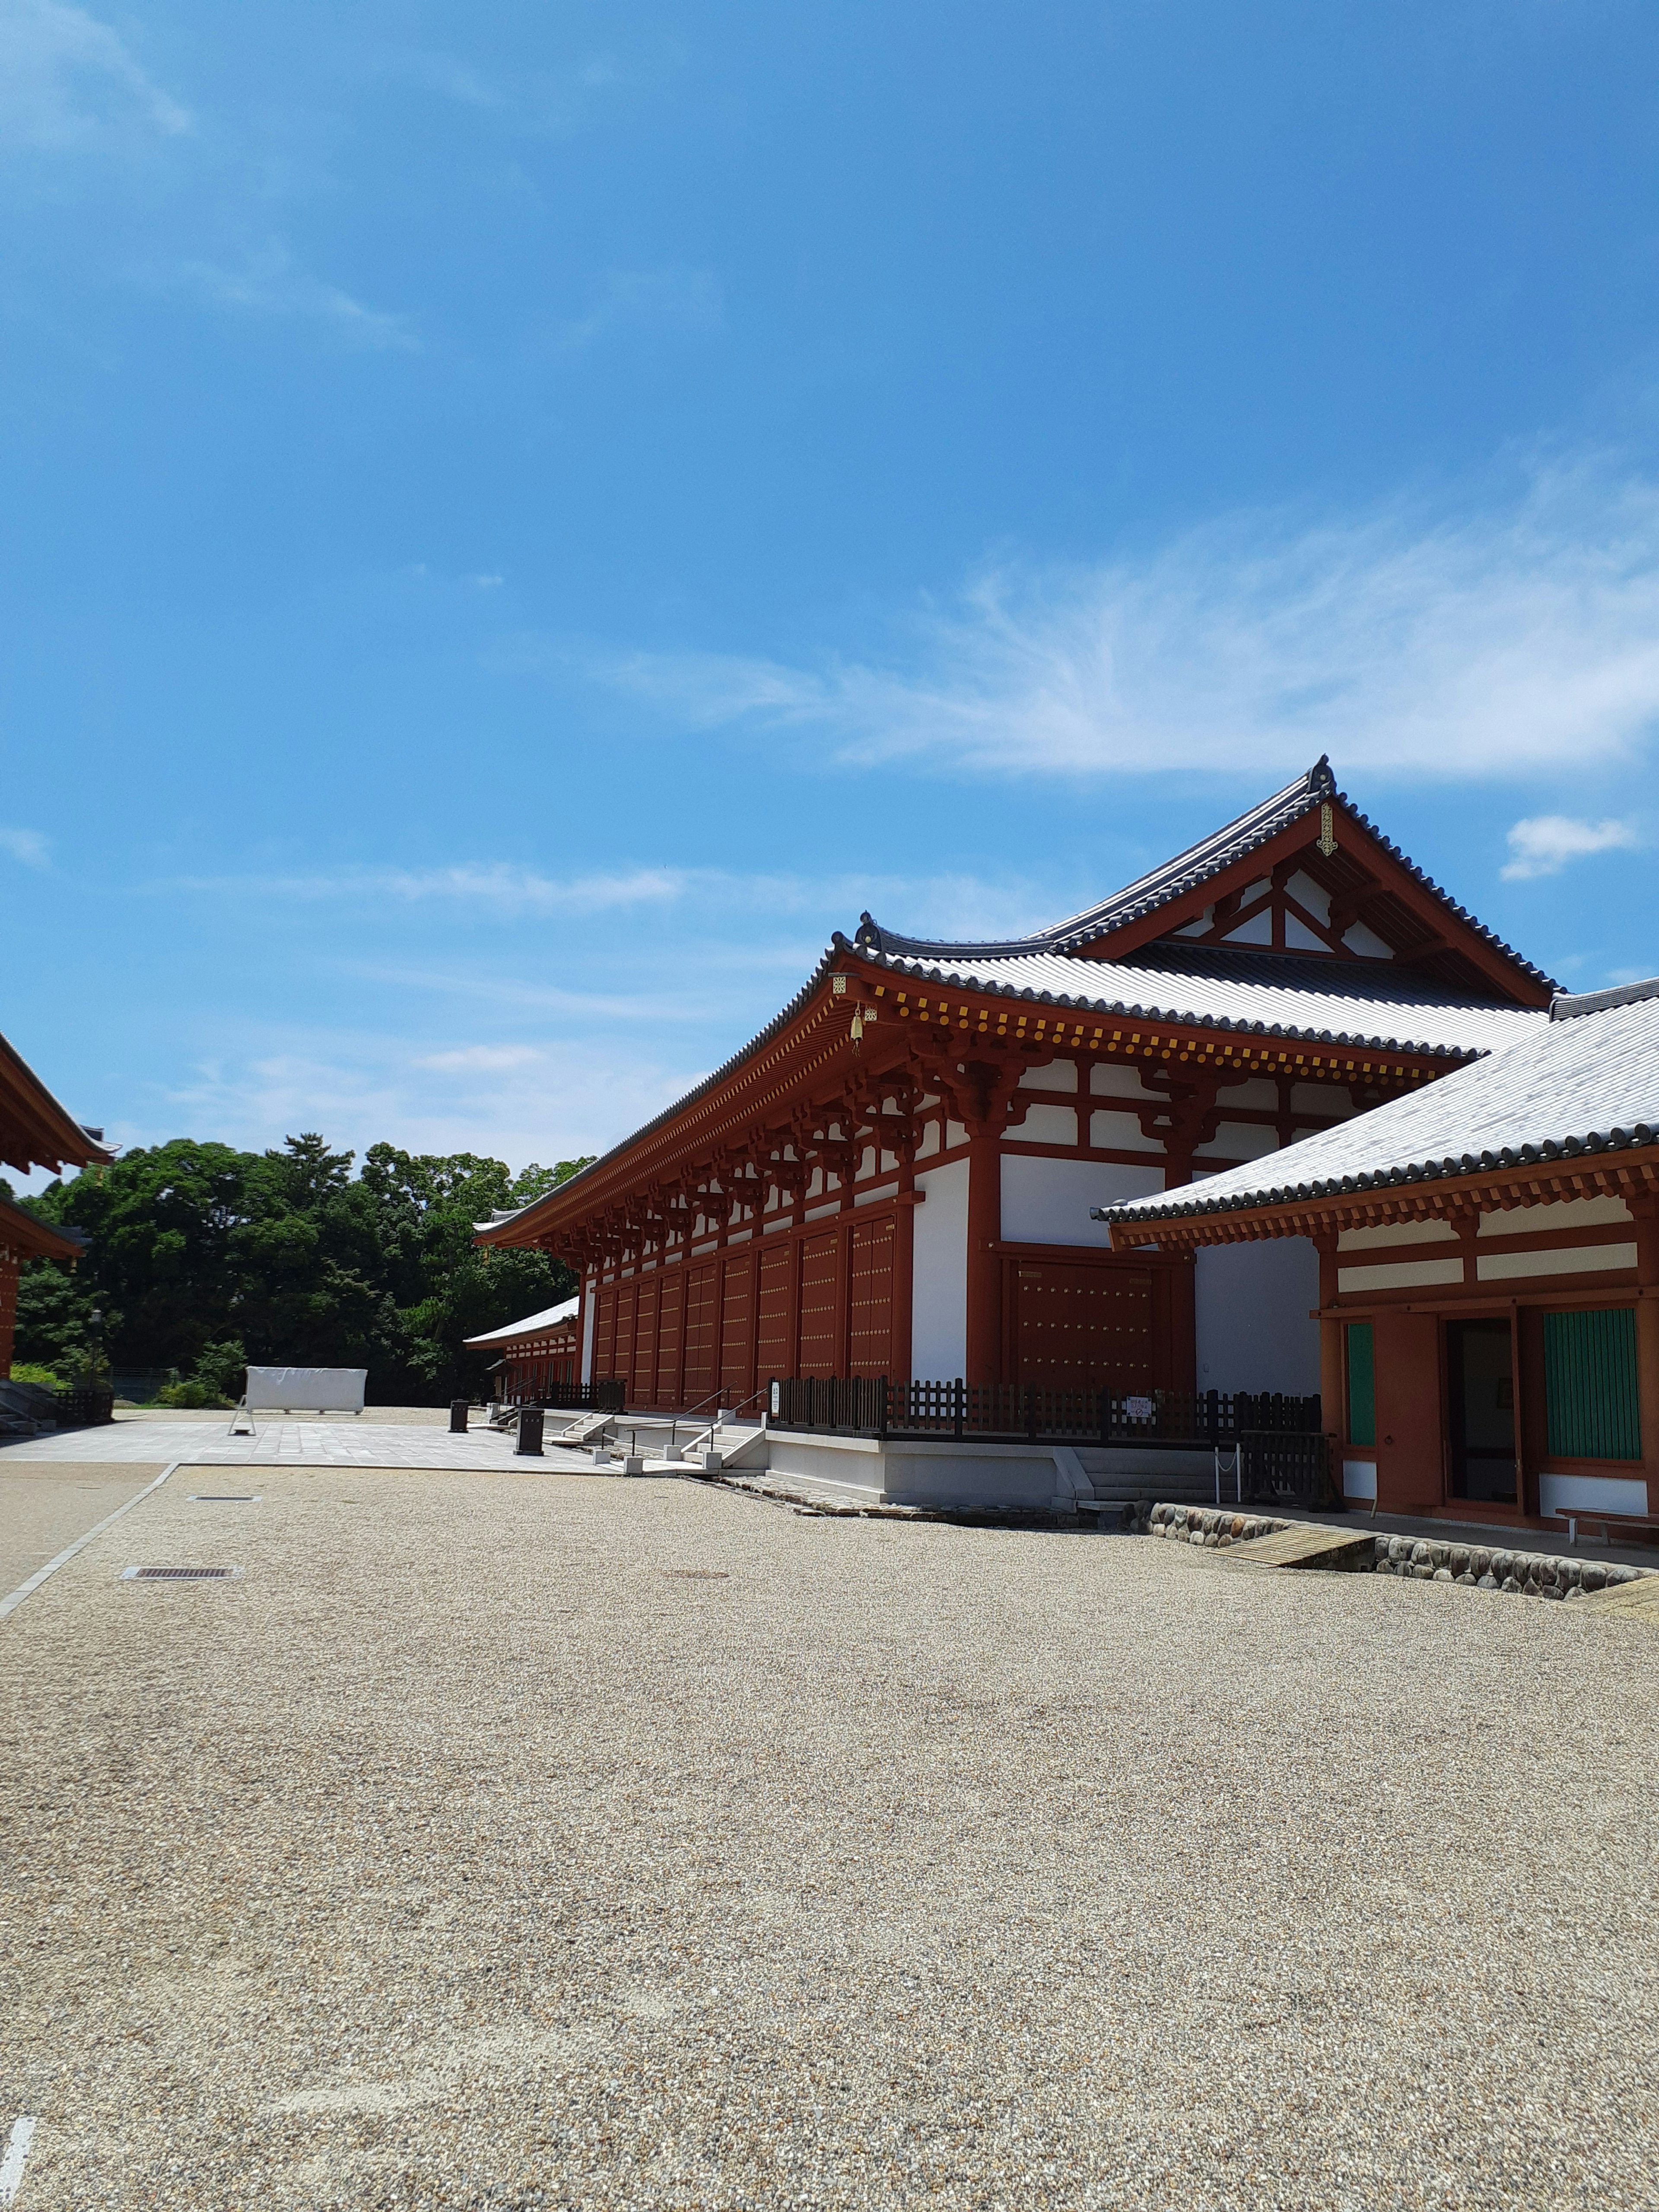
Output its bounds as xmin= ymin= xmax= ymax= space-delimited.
xmin=0 ymin=1462 xmax=1654 ymax=2211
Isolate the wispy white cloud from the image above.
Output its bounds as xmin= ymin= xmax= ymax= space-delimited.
xmin=0 ymin=825 xmax=50 ymax=868
xmin=1501 ymin=814 xmax=1643 ymax=881
xmin=177 ymin=245 xmax=418 ymax=351
xmin=414 ymin=1044 xmax=546 ymax=1073
xmin=151 ymin=1025 xmax=695 ymax=1173
xmin=555 ymin=267 xmax=723 ymax=354
xmin=163 ymin=859 xmax=1055 ymax=941
xmin=0 ymin=0 xmax=190 ymax=149
xmin=388 ymin=47 xmax=627 ymax=128
xmin=167 ymin=861 xmax=690 ymax=914
xmin=598 ymin=461 xmax=1659 ymax=785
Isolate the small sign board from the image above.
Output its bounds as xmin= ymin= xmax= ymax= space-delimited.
xmin=1124 ymin=1395 xmax=1154 ymax=1421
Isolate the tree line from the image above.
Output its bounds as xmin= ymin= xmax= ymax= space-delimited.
xmin=10 ymin=1133 xmax=589 ymax=1405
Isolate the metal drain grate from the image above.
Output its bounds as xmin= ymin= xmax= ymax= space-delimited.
xmin=121 ymin=1566 xmax=242 ymax=1581
xmin=188 ymin=1495 xmax=260 ymax=1503
xmin=661 ymin=1569 xmax=730 ymax=1580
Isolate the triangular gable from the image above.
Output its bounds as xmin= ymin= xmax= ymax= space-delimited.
xmin=855 ymin=761 xmax=1554 ymax=1009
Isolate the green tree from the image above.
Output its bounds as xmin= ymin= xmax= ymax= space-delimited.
xmin=18 ymin=1138 xmax=594 ymax=1405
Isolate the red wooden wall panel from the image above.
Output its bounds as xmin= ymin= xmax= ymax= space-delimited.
xmin=848 ymin=1216 xmax=896 ymax=1377
xmin=682 ymin=1264 xmax=718 ymax=1404
xmin=720 ymin=1252 xmax=755 ymax=1399
xmin=1010 ymin=1259 xmax=1153 ymax=1391
xmin=756 ymin=1242 xmax=795 ymax=1385
xmin=797 ymin=1233 xmax=840 ymax=1377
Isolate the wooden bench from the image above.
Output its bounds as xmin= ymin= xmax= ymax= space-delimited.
xmin=1549 ymin=1506 xmax=1659 ymax=1548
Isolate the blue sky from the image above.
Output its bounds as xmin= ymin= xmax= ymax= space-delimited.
xmin=6 ymin=0 xmax=1659 ymax=1182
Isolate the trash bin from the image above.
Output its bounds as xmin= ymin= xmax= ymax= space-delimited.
xmin=516 ymin=1405 xmax=545 ymax=1456
xmin=449 ymin=1398 xmax=469 ymax=1434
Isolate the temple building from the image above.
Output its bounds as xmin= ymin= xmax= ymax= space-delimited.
xmin=1101 ymin=977 xmax=1659 ymax=1535
xmin=464 ymin=1296 xmax=580 ymax=1404
xmin=0 ymin=1026 xmax=112 ymax=1379
xmin=476 ymin=761 xmax=1550 ymax=1417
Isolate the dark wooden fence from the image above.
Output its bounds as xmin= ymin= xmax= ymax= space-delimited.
xmin=767 ymin=1378 xmax=1322 ymax=1447
xmin=55 ymin=1386 xmax=115 ymax=1429
xmin=1224 ymin=1430 xmax=1335 ymax=1511
xmin=507 ymin=1378 xmax=626 ymax=1414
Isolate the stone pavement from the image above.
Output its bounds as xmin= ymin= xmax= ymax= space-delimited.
xmin=0 ymin=1418 xmax=603 ymax=1474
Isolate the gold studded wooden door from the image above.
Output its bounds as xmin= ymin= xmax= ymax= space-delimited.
xmin=756 ymin=1242 xmax=795 ymax=1384
xmin=682 ymin=1264 xmax=718 ymax=1406
xmin=848 ymin=1214 xmax=896 ymax=1377
xmin=1011 ymin=1260 xmax=1154 ymax=1392
xmin=797 ymin=1233 xmax=840 ymax=1377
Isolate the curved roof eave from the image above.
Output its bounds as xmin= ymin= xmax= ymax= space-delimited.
xmin=852 ymin=758 xmax=1555 ymax=992
xmin=857 ymin=941 xmax=1496 ymax=1060
xmin=1102 ymin=1124 xmax=1659 ymax=1230
xmin=476 ymin=944 xmax=842 ymax=1244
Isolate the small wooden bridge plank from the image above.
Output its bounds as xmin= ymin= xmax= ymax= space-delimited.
xmin=1225 ymin=1523 xmax=1378 ymax=1571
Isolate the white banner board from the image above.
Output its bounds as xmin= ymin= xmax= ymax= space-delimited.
xmin=245 ymin=1366 xmax=367 ymax=1414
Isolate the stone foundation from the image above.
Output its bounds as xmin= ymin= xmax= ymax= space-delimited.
xmin=1145 ymin=1503 xmax=1293 ymax=1548
xmin=1147 ymin=1505 xmax=1654 ymax=1597
xmin=1369 ymin=1535 xmax=1649 ymax=1598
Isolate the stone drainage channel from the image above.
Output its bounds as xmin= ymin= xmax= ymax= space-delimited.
xmin=696 ymin=1471 xmax=1656 ymax=1604
xmin=1146 ymin=1502 xmax=1656 ymax=1602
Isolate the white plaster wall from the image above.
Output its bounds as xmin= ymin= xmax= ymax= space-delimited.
xmin=1015 ymin=1103 xmax=1077 ymax=1146
xmin=1089 ymin=1108 xmax=1163 ymax=1153
xmin=1195 ymin=1238 xmax=1320 ymax=1395
xmin=1291 ymin=1081 xmax=1351 ymax=1117
xmin=1091 ymin=1062 xmax=1155 ymax=1098
xmin=911 ymin=1157 xmax=969 ymax=1379
xmin=1193 ymin=1120 xmax=1278 ymax=1162
xmin=580 ymin=1284 xmax=595 ymax=1383
xmin=1539 ymin=1471 xmax=1649 ymax=1516
xmin=1001 ymin=1155 xmax=1164 ymax=1248
xmin=1020 ymin=1060 xmax=1077 ymax=1092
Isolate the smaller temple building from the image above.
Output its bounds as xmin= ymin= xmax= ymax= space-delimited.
xmin=464 ymin=1296 xmax=580 ymax=1405
xmin=1101 ymin=976 xmax=1659 ymax=1537
xmin=0 ymin=1025 xmax=111 ymax=1379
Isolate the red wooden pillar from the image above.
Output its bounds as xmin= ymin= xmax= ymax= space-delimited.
xmin=1630 ymin=1200 xmax=1659 ymax=1508
xmin=1313 ymin=1235 xmax=1343 ymax=1442
xmin=964 ymin=1134 xmax=1002 ymax=1386
xmin=0 ymin=1250 xmax=16 ymax=1380
xmin=1372 ymin=1310 xmax=1443 ymax=1512
xmin=891 ymin=1199 xmax=916 ymax=1385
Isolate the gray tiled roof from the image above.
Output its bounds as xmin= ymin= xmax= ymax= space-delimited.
xmin=848 ymin=935 xmax=1544 ymax=1058
xmin=464 ymin=1296 xmax=580 ymax=1347
xmin=853 ymin=758 xmax=1554 ymax=988
xmin=1102 ymin=979 xmax=1659 ymax=1226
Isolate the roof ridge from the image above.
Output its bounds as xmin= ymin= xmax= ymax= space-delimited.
xmin=1551 ymin=974 xmax=1659 ymax=1020
xmin=854 ymin=759 xmax=1332 ymax=961
xmin=853 ymin=760 xmax=1555 ymax=993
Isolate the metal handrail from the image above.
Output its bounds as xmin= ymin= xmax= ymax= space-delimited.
xmin=667 ymin=1383 xmax=767 ymax=1457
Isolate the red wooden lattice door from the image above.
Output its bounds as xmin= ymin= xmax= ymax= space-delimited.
xmin=682 ymin=1264 xmax=718 ymax=1405
xmin=655 ymin=1270 xmax=684 ymax=1408
xmin=848 ymin=1215 xmax=896 ymax=1377
xmin=756 ymin=1242 xmax=794 ymax=1384
xmin=631 ymin=1277 xmax=659 ymax=1406
xmin=1011 ymin=1261 xmax=1153 ymax=1392
xmin=797 ymin=1233 xmax=840 ymax=1377
xmin=720 ymin=1252 xmax=755 ymax=1401
xmin=612 ymin=1283 xmax=636 ymax=1400
xmin=593 ymin=1282 xmax=617 ymax=1379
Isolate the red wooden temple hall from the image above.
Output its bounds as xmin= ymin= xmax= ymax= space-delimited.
xmin=463 ymin=1297 xmax=580 ymax=1402
xmin=475 ymin=761 xmax=1552 ymax=1414
xmin=0 ymin=1027 xmax=112 ymax=1378
xmin=1101 ymin=977 xmax=1659 ymax=1536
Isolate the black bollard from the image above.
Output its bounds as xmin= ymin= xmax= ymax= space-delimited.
xmin=449 ymin=1398 xmax=469 ymax=1434
xmin=515 ymin=1405 xmax=544 ymax=1457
